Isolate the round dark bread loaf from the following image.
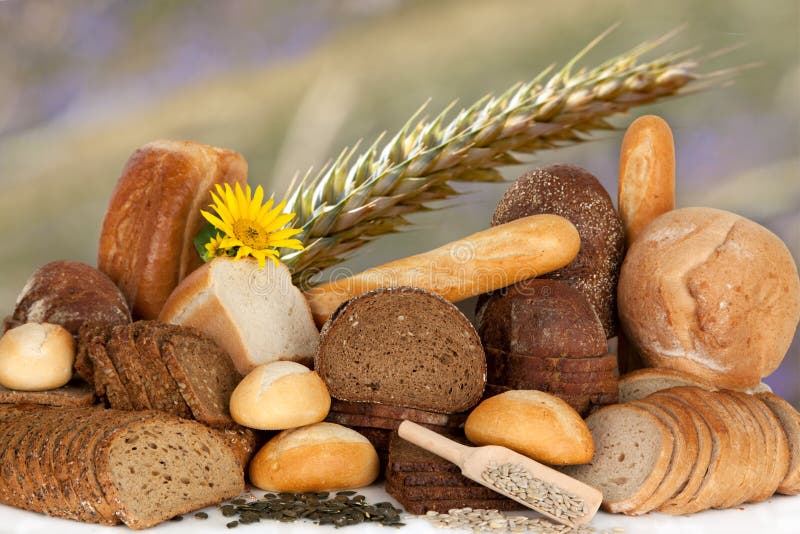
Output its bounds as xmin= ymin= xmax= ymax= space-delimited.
xmin=491 ymin=164 xmax=624 ymax=337
xmin=476 ymin=279 xmax=606 ymax=357
xmin=315 ymin=287 xmax=486 ymax=414
xmin=10 ymin=261 xmax=131 ymax=337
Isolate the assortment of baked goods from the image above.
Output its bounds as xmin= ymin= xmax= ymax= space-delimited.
xmin=0 ymin=114 xmax=797 ymax=529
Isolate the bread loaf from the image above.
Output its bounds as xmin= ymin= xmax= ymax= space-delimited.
xmin=0 ymin=323 xmax=74 ymax=391
xmin=9 ymin=261 xmax=131 ymax=336
xmin=618 ymin=207 xmax=800 ymax=390
xmin=98 ymin=141 xmax=247 ymax=319
xmin=159 ymin=257 xmax=319 ymax=374
xmin=305 ymin=214 xmax=580 ymax=326
xmin=315 ymin=287 xmax=486 ymax=414
xmin=248 ymin=422 xmax=379 ymax=491
xmin=229 ymin=361 xmax=330 ymax=430
xmin=464 ymin=390 xmax=593 ymax=465
xmin=492 ymin=164 xmax=625 ymax=337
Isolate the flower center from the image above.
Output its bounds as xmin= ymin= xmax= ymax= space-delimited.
xmin=232 ymin=219 xmax=270 ymax=249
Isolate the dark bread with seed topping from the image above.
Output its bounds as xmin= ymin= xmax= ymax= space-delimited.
xmin=9 ymin=261 xmax=131 ymax=337
xmin=491 ymin=164 xmax=624 ymax=337
xmin=0 ymin=379 xmax=94 ymax=407
xmin=316 ymin=287 xmax=486 ymax=414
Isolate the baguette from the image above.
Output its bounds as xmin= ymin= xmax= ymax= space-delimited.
xmin=305 ymin=214 xmax=580 ymax=326
xmin=618 ymin=115 xmax=675 ymax=247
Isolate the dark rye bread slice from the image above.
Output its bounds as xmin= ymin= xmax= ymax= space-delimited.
xmin=503 ymin=371 xmax=618 ymax=395
xmin=317 ymin=287 xmax=486 ymax=414
xmin=330 ymin=399 xmax=469 ymax=427
xmin=160 ymin=328 xmax=240 ymax=427
xmin=0 ymin=379 xmax=95 ymax=407
xmin=131 ymin=321 xmax=191 ymax=417
xmin=326 ymin=411 xmax=465 ymax=432
xmin=346 ymin=426 xmax=392 ymax=452
xmin=95 ymin=412 xmax=244 ymax=529
xmin=387 ymin=493 xmax=521 ymax=515
xmin=757 ymin=392 xmax=800 ymax=494
xmin=490 ymin=164 xmax=625 ymax=337
xmin=561 ymin=403 xmax=674 ymax=514
xmin=385 ymin=478 xmax=506 ymax=501
xmin=89 ymin=326 xmax=134 ymax=410
xmin=107 ymin=325 xmax=153 ymax=409
xmin=486 ymin=349 xmax=618 ymax=372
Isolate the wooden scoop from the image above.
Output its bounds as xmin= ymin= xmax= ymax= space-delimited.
xmin=398 ymin=421 xmax=602 ymax=527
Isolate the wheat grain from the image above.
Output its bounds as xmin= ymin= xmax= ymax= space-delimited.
xmin=281 ymin=28 xmax=738 ymax=288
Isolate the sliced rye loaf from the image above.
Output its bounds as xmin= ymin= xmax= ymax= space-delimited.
xmin=95 ymin=412 xmax=244 ymax=528
xmin=560 ymin=403 xmax=674 ymax=514
xmin=316 ymin=287 xmax=486 ymax=414
xmin=329 ymin=399 xmax=468 ymax=427
xmin=619 ymin=368 xmax=716 ymax=403
xmin=0 ymin=379 xmax=94 ymax=407
xmin=385 ymin=478 xmax=505 ymax=501
xmin=627 ymin=399 xmax=696 ymax=515
xmin=757 ymin=392 xmax=800 ymax=494
xmin=486 ymin=348 xmax=618 ymax=372
xmin=326 ymin=411 xmax=464 ymax=432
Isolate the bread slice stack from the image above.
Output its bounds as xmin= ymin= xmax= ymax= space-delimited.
xmin=0 ymin=405 xmax=243 ymax=528
xmin=315 ymin=287 xmax=486 ymax=465
xmin=385 ymin=432 xmax=519 ymax=514
xmin=76 ymin=321 xmax=241 ymax=427
xmin=562 ymin=386 xmax=800 ymax=515
xmin=476 ymin=279 xmax=618 ymax=415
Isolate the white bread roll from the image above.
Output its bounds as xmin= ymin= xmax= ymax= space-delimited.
xmin=248 ymin=422 xmax=379 ymax=491
xmin=0 ymin=323 xmax=75 ymax=391
xmin=229 ymin=361 xmax=330 ymax=430
xmin=618 ymin=207 xmax=800 ymax=389
xmin=464 ymin=390 xmax=593 ymax=465
xmin=158 ymin=257 xmax=319 ymax=374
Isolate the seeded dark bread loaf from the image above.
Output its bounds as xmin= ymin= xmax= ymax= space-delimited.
xmin=0 ymin=406 xmax=244 ymax=528
xmin=98 ymin=141 xmax=248 ymax=320
xmin=316 ymin=287 xmax=486 ymax=414
xmin=491 ymin=164 xmax=624 ymax=337
xmin=0 ymin=379 xmax=94 ymax=407
xmin=9 ymin=261 xmax=131 ymax=337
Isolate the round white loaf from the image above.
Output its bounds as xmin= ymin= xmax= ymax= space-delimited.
xmin=249 ymin=422 xmax=379 ymax=492
xmin=465 ymin=390 xmax=593 ymax=465
xmin=229 ymin=361 xmax=330 ymax=430
xmin=0 ymin=322 xmax=75 ymax=391
xmin=618 ymin=207 xmax=800 ymax=389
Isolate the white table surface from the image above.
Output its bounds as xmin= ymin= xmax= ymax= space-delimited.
xmin=1 ymin=484 xmax=798 ymax=534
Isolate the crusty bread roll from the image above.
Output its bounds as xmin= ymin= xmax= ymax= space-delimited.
xmin=618 ymin=207 xmax=800 ymax=390
xmin=248 ymin=422 xmax=379 ymax=491
xmin=98 ymin=141 xmax=247 ymax=320
xmin=618 ymin=115 xmax=676 ymax=248
xmin=305 ymin=214 xmax=580 ymax=326
xmin=0 ymin=323 xmax=75 ymax=391
xmin=159 ymin=257 xmax=319 ymax=375
xmin=464 ymin=390 xmax=593 ymax=465
xmin=229 ymin=361 xmax=330 ymax=430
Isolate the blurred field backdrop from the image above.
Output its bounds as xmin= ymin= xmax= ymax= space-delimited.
xmin=0 ymin=0 xmax=798 ymax=404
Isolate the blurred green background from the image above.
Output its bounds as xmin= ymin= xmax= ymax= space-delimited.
xmin=0 ymin=0 xmax=797 ymax=404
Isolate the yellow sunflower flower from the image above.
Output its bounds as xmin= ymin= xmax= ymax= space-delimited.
xmin=204 ymin=232 xmax=230 ymax=258
xmin=200 ymin=183 xmax=304 ymax=268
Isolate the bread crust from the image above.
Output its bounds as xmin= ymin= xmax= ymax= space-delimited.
xmin=98 ymin=141 xmax=247 ymax=320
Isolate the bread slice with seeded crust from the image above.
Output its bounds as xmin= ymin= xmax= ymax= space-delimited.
xmin=560 ymin=403 xmax=674 ymax=513
xmin=758 ymin=392 xmax=800 ymax=494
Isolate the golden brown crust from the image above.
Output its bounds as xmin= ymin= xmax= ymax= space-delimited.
xmin=98 ymin=141 xmax=247 ymax=319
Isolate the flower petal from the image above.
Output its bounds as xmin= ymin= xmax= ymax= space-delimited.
xmin=249 ymin=186 xmax=264 ymax=221
xmin=269 ymin=238 xmax=305 ymax=250
xmin=201 ymin=210 xmax=234 ymax=236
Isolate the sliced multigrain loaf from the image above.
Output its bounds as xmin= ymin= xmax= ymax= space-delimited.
xmin=212 ymin=424 xmax=262 ymax=470
xmin=0 ymin=379 xmax=94 ymax=407
xmin=628 ymin=398 xmax=696 ymax=515
xmin=757 ymin=392 xmax=800 ymax=494
xmin=486 ymin=348 xmax=618 ymax=372
xmin=560 ymin=403 xmax=674 ymax=514
xmin=619 ymin=368 xmax=716 ymax=403
xmin=330 ymin=399 xmax=468 ymax=427
xmin=0 ymin=413 xmax=38 ymax=508
xmin=106 ymin=325 xmax=152 ymax=409
xmin=385 ymin=478 xmax=505 ymax=501
xmin=316 ymin=287 xmax=486 ymax=414
xmin=130 ymin=321 xmax=191 ymax=417
xmin=89 ymin=327 xmax=134 ymax=410
xmin=159 ymin=328 xmax=240 ymax=427
xmin=95 ymin=413 xmax=244 ymax=529
xmin=653 ymin=393 xmax=713 ymax=514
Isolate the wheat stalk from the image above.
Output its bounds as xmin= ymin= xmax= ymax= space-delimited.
xmin=281 ymin=27 xmax=740 ymax=289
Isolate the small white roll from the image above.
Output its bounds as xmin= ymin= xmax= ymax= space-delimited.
xmin=0 ymin=323 xmax=75 ymax=391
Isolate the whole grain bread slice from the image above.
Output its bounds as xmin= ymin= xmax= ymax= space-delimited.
xmin=130 ymin=321 xmax=191 ymax=416
xmin=385 ymin=478 xmax=505 ymax=501
xmin=330 ymin=399 xmax=468 ymax=427
xmin=757 ymin=392 xmax=800 ymax=494
xmin=560 ymin=403 xmax=674 ymax=514
xmin=107 ymin=325 xmax=152 ymax=409
xmin=316 ymin=287 xmax=486 ymax=414
xmin=0 ymin=379 xmax=95 ymax=407
xmin=326 ymin=410 xmax=464 ymax=432
xmin=89 ymin=327 xmax=134 ymax=410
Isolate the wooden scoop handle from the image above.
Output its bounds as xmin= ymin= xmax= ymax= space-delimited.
xmin=398 ymin=420 xmax=472 ymax=467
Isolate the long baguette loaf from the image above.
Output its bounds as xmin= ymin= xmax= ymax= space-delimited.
xmin=305 ymin=214 xmax=580 ymax=326
xmin=618 ymin=115 xmax=675 ymax=247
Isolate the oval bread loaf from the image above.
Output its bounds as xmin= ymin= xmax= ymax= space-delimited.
xmin=229 ymin=361 xmax=330 ymax=430
xmin=249 ymin=422 xmax=379 ymax=491
xmin=465 ymin=390 xmax=593 ymax=465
